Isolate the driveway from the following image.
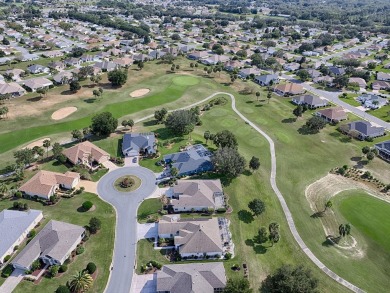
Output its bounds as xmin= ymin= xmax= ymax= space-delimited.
xmin=97 ymin=167 xmax=157 ymax=293
xmin=130 ymin=273 xmax=156 ymax=293
xmin=0 ymin=268 xmax=25 ymax=293
xmin=137 ymin=223 xmax=157 ymax=241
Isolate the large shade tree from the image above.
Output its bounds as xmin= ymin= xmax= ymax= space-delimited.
xmin=212 ymin=147 xmax=246 ymax=177
xmin=213 ymin=130 xmax=238 ymax=149
xmin=165 ymin=110 xmax=198 ymax=136
xmin=90 ymin=112 xmax=118 ymax=136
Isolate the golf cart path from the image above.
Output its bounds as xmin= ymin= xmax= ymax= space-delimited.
xmin=101 ymin=92 xmax=364 ymax=293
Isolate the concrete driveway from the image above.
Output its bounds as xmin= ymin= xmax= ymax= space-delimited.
xmin=131 ymin=273 xmax=156 ymax=293
xmin=137 ymin=223 xmax=157 ymax=241
xmin=0 ymin=268 xmax=25 ymax=293
xmin=97 ymin=167 xmax=157 ymax=293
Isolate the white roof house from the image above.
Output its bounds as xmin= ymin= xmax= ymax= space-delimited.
xmin=0 ymin=209 xmax=43 ymax=264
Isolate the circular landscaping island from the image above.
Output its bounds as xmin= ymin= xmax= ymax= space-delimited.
xmin=172 ymin=75 xmax=200 ymax=86
xmin=114 ymin=175 xmax=142 ymax=192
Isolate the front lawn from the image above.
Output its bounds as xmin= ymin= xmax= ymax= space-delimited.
xmin=0 ymin=192 xmax=115 ymax=293
xmin=137 ymin=198 xmax=162 ymax=223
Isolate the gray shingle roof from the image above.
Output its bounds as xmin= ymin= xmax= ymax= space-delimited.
xmin=12 ymin=220 xmax=84 ymax=269
xmin=157 ymin=262 xmax=226 ymax=293
xmin=122 ymin=133 xmax=156 ymax=156
xmin=0 ymin=209 xmax=42 ymax=260
xmin=348 ymin=121 xmax=385 ymax=137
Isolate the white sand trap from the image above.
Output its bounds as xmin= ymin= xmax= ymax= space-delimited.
xmin=51 ymin=107 xmax=77 ymax=120
xmin=25 ymin=138 xmax=50 ymax=149
xmin=130 ymin=88 xmax=150 ymax=98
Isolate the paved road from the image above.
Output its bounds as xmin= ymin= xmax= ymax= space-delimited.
xmin=223 ymin=92 xmax=365 ymax=293
xmin=97 ymin=167 xmax=157 ymax=293
xmin=321 ymin=39 xmax=375 ymax=61
xmin=281 ymin=74 xmax=390 ymax=131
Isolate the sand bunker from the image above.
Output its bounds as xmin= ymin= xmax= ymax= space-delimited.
xmin=51 ymin=107 xmax=77 ymax=120
xmin=25 ymin=138 xmax=50 ymax=149
xmin=130 ymin=88 xmax=150 ymax=98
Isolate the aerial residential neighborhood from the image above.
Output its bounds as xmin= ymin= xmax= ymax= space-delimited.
xmin=0 ymin=0 xmax=389 ymax=293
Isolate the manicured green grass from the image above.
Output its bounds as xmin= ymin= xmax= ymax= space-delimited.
xmin=172 ymin=75 xmax=200 ymax=86
xmin=339 ymin=94 xmax=361 ymax=107
xmin=136 ymin=239 xmax=169 ymax=274
xmin=336 ymin=191 xmax=390 ymax=253
xmin=137 ymin=198 xmax=162 ymax=223
xmin=114 ymin=175 xmax=141 ymax=192
xmin=90 ymin=168 xmax=109 ymax=182
xmin=367 ymin=104 xmax=390 ymax=122
xmin=0 ymin=192 xmax=115 ymax=293
xmin=0 ymin=74 xmax=198 ymax=154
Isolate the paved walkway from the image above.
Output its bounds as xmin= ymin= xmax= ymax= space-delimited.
xmin=0 ymin=268 xmax=25 ymax=293
xmin=97 ymin=167 xmax=157 ymax=293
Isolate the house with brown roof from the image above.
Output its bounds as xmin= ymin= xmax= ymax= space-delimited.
xmin=274 ymin=83 xmax=305 ymax=96
xmin=166 ymin=180 xmax=225 ymax=212
xmin=158 ymin=215 xmax=231 ymax=258
xmin=316 ymin=107 xmax=347 ymax=122
xmin=157 ymin=263 xmax=227 ymax=293
xmin=62 ymin=141 xmax=110 ymax=169
xmin=372 ymin=80 xmax=390 ymax=91
xmin=113 ymin=57 xmax=133 ymax=67
xmin=12 ymin=220 xmax=85 ymax=271
xmin=19 ymin=170 xmax=80 ymax=199
xmin=0 ymin=81 xmax=26 ymax=97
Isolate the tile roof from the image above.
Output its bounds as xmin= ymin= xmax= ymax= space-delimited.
xmin=157 ymin=262 xmax=227 ymax=293
xmin=12 ymin=220 xmax=84 ymax=269
xmin=62 ymin=141 xmax=110 ymax=165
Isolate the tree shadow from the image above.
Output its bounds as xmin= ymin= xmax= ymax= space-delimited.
xmin=350 ymin=156 xmax=362 ymax=162
xmin=255 ymin=104 xmax=263 ymax=107
xmin=329 ymin=131 xmax=341 ymax=138
xmin=246 ymin=101 xmax=254 ymax=104
xmin=253 ymin=244 xmax=267 ymax=254
xmin=83 ymin=98 xmax=97 ymax=103
xmin=143 ymin=120 xmax=157 ymax=127
xmin=242 ymin=169 xmax=252 ymax=176
xmin=60 ymin=90 xmax=74 ymax=95
xmin=282 ymin=118 xmax=296 ymax=123
xmin=245 ymin=239 xmax=254 ymax=247
xmin=77 ymin=206 xmax=87 ymax=213
xmin=238 ymin=210 xmax=254 ymax=224
xmin=27 ymin=96 xmax=42 ymax=102
xmin=311 ymin=211 xmax=325 ymax=218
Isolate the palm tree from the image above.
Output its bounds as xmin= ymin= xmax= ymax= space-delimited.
xmin=69 ymin=271 xmax=93 ymax=293
xmin=345 ymin=224 xmax=351 ymax=235
xmin=0 ymin=183 xmax=8 ymax=197
xmin=255 ymin=91 xmax=260 ymax=101
xmin=43 ymin=139 xmax=51 ymax=158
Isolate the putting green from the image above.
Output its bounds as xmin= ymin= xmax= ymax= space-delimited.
xmin=172 ymin=75 xmax=200 ymax=86
xmin=114 ymin=175 xmax=142 ymax=192
xmin=220 ymin=118 xmax=238 ymax=128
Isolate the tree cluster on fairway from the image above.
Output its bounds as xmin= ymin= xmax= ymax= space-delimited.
xmin=361 ymin=146 xmax=376 ymax=162
xmin=268 ymin=222 xmax=280 ymax=246
xmin=248 ymin=199 xmax=266 ymax=216
xmin=90 ymin=112 xmax=118 ymax=136
xmin=305 ymin=116 xmax=326 ymax=133
xmin=213 ymin=130 xmax=238 ymax=148
xmin=165 ymin=109 xmax=200 ymax=136
xmin=107 ymin=68 xmax=128 ymax=86
xmin=212 ymin=147 xmax=246 ymax=177
xmin=293 ymin=104 xmax=308 ymax=118
xmin=339 ymin=223 xmax=351 ymax=237
xmin=69 ymin=80 xmax=81 ymax=93
xmin=224 ymin=277 xmax=253 ymax=293
xmin=249 ymin=156 xmax=260 ymax=170
xmin=154 ymin=108 xmax=168 ymax=124
xmin=121 ymin=119 xmax=134 ymax=131
xmin=261 ymin=265 xmax=319 ymax=293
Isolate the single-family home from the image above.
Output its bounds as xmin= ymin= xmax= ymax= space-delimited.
xmin=27 ymin=64 xmax=50 ymax=74
xmin=343 ymin=121 xmax=385 ymax=140
xmin=158 ymin=215 xmax=226 ymax=258
xmin=53 ymin=71 xmax=73 ymax=84
xmin=64 ymin=57 xmax=81 ymax=67
xmin=306 ymin=69 xmax=322 ymax=79
xmin=254 ymin=74 xmax=279 ymax=86
xmin=283 ymin=62 xmax=300 ymax=72
xmin=377 ymin=72 xmax=390 ymax=82
xmin=187 ymin=51 xmax=209 ymax=60
xmin=42 ymin=50 xmax=64 ymax=58
xmin=166 ymin=179 xmax=225 ymax=212
xmin=313 ymin=75 xmax=334 ymax=86
xmin=113 ymin=57 xmax=133 ymax=67
xmin=201 ymin=55 xmax=230 ymax=66
xmin=372 ymin=80 xmax=390 ymax=91
xmin=274 ymin=83 xmax=305 ymax=96
xmin=291 ymin=94 xmax=328 ymax=109
xmin=164 ymin=144 xmax=213 ymax=176
xmin=122 ymin=132 xmax=156 ymax=157
xmin=316 ymin=107 xmax=347 ymax=122
xmin=48 ymin=61 xmax=65 ymax=71
xmin=348 ymin=77 xmax=367 ymax=88
xmin=375 ymin=140 xmax=390 ymax=162
xmin=0 ymin=209 xmax=43 ymax=265
xmin=328 ymin=66 xmax=346 ymax=76
xmin=62 ymin=141 xmax=110 ymax=169
xmin=12 ymin=220 xmax=85 ymax=271
xmin=0 ymin=81 xmax=26 ymax=97
xmin=357 ymin=93 xmax=388 ymax=109
xmin=93 ymin=61 xmax=118 ymax=72
xmin=223 ymin=60 xmax=243 ymax=71
xmin=238 ymin=68 xmax=261 ymax=79
xmin=17 ymin=53 xmax=39 ymax=62
xmin=23 ymin=77 xmax=53 ymax=92
xmin=157 ymin=263 xmax=227 ymax=293
xmin=19 ymin=170 xmax=80 ymax=200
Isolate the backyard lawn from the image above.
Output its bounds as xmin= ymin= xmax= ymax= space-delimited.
xmin=0 ymin=192 xmax=115 ymax=293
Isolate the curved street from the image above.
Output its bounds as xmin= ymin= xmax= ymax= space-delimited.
xmin=97 ymin=167 xmax=156 ymax=293
xmin=98 ymin=92 xmax=366 ymax=293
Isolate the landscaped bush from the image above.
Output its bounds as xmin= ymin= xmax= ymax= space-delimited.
xmin=14 ymin=191 xmax=22 ymax=198
xmin=224 ymin=252 xmax=232 ymax=260
xmin=89 ymin=217 xmax=101 ymax=234
xmin=76 ymin=246 xmax=85 ymax=255
xmin=1 ymin=264 xmax=13 ymax=277
xmin=59 ymin=264 xmax=68 ymax=273
xmin=28 ymin=229 xmax=36 ymax=238
xmin=86 ymin=262 xmax=97 ymax=274
xmin=48 ymin=265 xmax=59 ymax=278
xmin=13 ymin=245 xmax=19 ymax=251
xmin=149 ymin=260 xmax=162 ymax=269
xmin=56 ymin=285 xmax=70 ymax=293
xmin=217 ymin=207 xmax=227 ymax=213
xmin=82 ymin=201 xmax=93 ymax=211
xmin=31 ymin=259 xmax=41 ymax=271
xmin=4 ymin=255 xmax=11 ymax=262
